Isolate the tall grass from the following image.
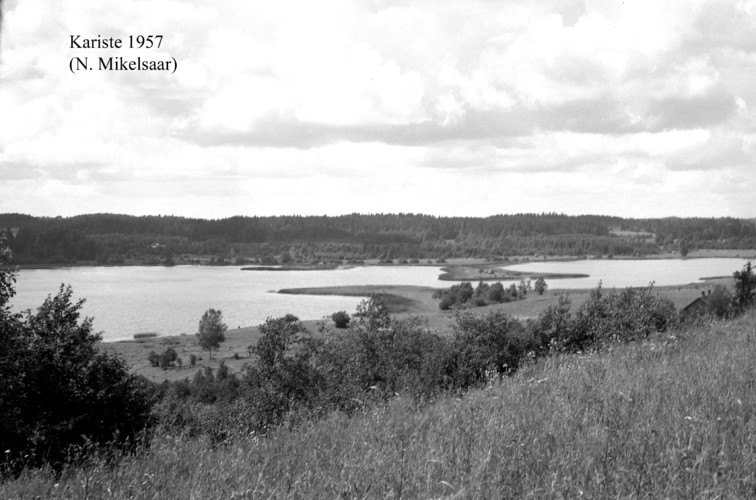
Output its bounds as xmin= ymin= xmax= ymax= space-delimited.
xmin=4 ymin=311 xmax=756 ymax=498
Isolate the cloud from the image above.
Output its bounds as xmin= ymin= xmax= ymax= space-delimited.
xmin=647 ymin=89 xmax=738 ymax=130
xmin=1 ymin=0 xmax=755 ymax=218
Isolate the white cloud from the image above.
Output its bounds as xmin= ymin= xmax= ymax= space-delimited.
xmin=1 ymin=0 xmax=755 ymax=218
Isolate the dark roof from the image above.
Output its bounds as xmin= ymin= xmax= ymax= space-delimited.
xmin=681 ymin=296 xmax=710 ymax=314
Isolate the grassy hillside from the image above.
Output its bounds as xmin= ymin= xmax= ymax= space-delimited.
xmin=4 ymin=311 xmax=756 ymax=498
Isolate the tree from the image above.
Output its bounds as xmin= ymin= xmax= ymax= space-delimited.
xmin=733 ymin=261 xmax=755 ymax=312
xmin=534 ymin=277 xmax=548 ymax=295
xmin=707 ymin=285 xmax=732 ymax=318
xmin=517 ymin=278 xmax=532 ymax=297
xmin=0 ymin=236 xmax=16 ymax=309
xmin=487 ymin=282 xmax=505 ymax=303
xmin=249 ymin=316 xmax=307 ymax=369
xmin=355 ymin=294 xmax=391 ymax=329
xmin=197 ymin=308 xmax=227 ymax=358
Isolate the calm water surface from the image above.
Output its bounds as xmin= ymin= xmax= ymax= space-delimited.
xmin=501 ymin=258 xmax=751 ymax=289
xmin=9 ymin=258 xmax=750 ymax=341
xmin=10 ymin=266 xmax=445 ymax=341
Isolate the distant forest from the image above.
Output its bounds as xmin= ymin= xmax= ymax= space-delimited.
xmin=1 ymin=213 xmax=755 ymax=265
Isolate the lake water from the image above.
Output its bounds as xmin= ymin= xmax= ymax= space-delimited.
xmin=9 ymin=265 xmax=445 ymax=341
xmin=501 ymin=257 xmax=751 ymax=289
xmin=8 ymin=258 xmax=750 ymax=341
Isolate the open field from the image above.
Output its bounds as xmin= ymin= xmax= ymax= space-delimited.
xmin=10 ymin=310 xmax=756 ymax=498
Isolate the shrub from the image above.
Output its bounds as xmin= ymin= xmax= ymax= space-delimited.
xmin=561 ymin=284 xmax=678 ymax=351
xmin=451 ymin=310 xmax=527 ymax=387
xmin=332 ymin=310 xmax=351 ymax=328
xmin=148 ymin=350 xmax=160 ymax=367
xmin=147 ymin=347 xmax=178 ymax=369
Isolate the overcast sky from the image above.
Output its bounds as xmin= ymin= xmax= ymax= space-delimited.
xmin=1 ymin=0 xmax=755 ymax=219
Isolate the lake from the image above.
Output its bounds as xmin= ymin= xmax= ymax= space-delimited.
xmin=9 ymin=265 xmax=444 ymax=341
xmin=8 ymin=258 xmax=750 ymax=341
xmin=501 ymin=257 xmax=752 ymax=289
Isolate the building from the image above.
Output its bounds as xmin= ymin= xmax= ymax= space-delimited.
xmin=681 ymin=290 xmax=711 ymax=319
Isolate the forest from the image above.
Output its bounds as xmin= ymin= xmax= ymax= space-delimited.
xmin=1 ymin=212 xmax=755 ymax=265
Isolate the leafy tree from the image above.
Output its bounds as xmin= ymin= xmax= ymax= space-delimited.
xmin=533 ymin=277 xmax=548 ymax=295
xmin=355 ymin=293 xmax=391 ymax=329
xmin=197 ymin=308 xmax=227 ymax=358
xmin=249 ymin=316 xmax=307 ymax=370
xmin=244 ymin=317 xmax=322 ymax=431
xmin=487 ymin=282 xmax=505 ymax=302
xmin=0 ymin=240 xmax=16 ymax=308
xmin=517 ymin=278 xmax=532 ymax=297
xmin=733 ymin=261 xmax=755 ymax=312
xmin=707 ymin=285 xmax=732 ymax=318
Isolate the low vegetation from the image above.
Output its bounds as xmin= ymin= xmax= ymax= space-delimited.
xmin=5 ymin=311 xmax=756 ymax=497
xmin=133 ymin=332 xmax=157 ymax=340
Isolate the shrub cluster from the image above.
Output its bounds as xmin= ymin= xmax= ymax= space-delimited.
xmin=434 ymin=280 xmax=523 ymax=310
xmin=148 ymin=347 xmax=179 ymax=369
xmin=0 ymin=284 xmax=154 ymax=473
xmin=154 ymin=287 xmax=681 ymax=440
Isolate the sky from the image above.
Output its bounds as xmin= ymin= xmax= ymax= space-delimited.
xmin=1 ymin=0 xmax=755 ymax=219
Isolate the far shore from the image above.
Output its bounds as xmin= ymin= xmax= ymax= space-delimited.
xmin=8 ymin=247 xmax=756 ymax=272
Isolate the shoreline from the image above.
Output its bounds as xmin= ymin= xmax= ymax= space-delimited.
xmin=102 ymin=275 xmax=736 ymax=382
xmin=5 ymin=248 xmax=755 ymax=271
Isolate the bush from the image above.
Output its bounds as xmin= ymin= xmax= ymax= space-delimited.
xmin=451 ymin=310 xmax=527 ymax=387
xmin=148 ymin=347 xmax=178 ymax=369
xmin=553 ymin=284 xmax=678 ymax=352
xmin=332 ymin=310 xmax=350 ymax=328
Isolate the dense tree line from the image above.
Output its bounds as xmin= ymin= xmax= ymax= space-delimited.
xmin=2 ymin=213 xmax=755 ymax=265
